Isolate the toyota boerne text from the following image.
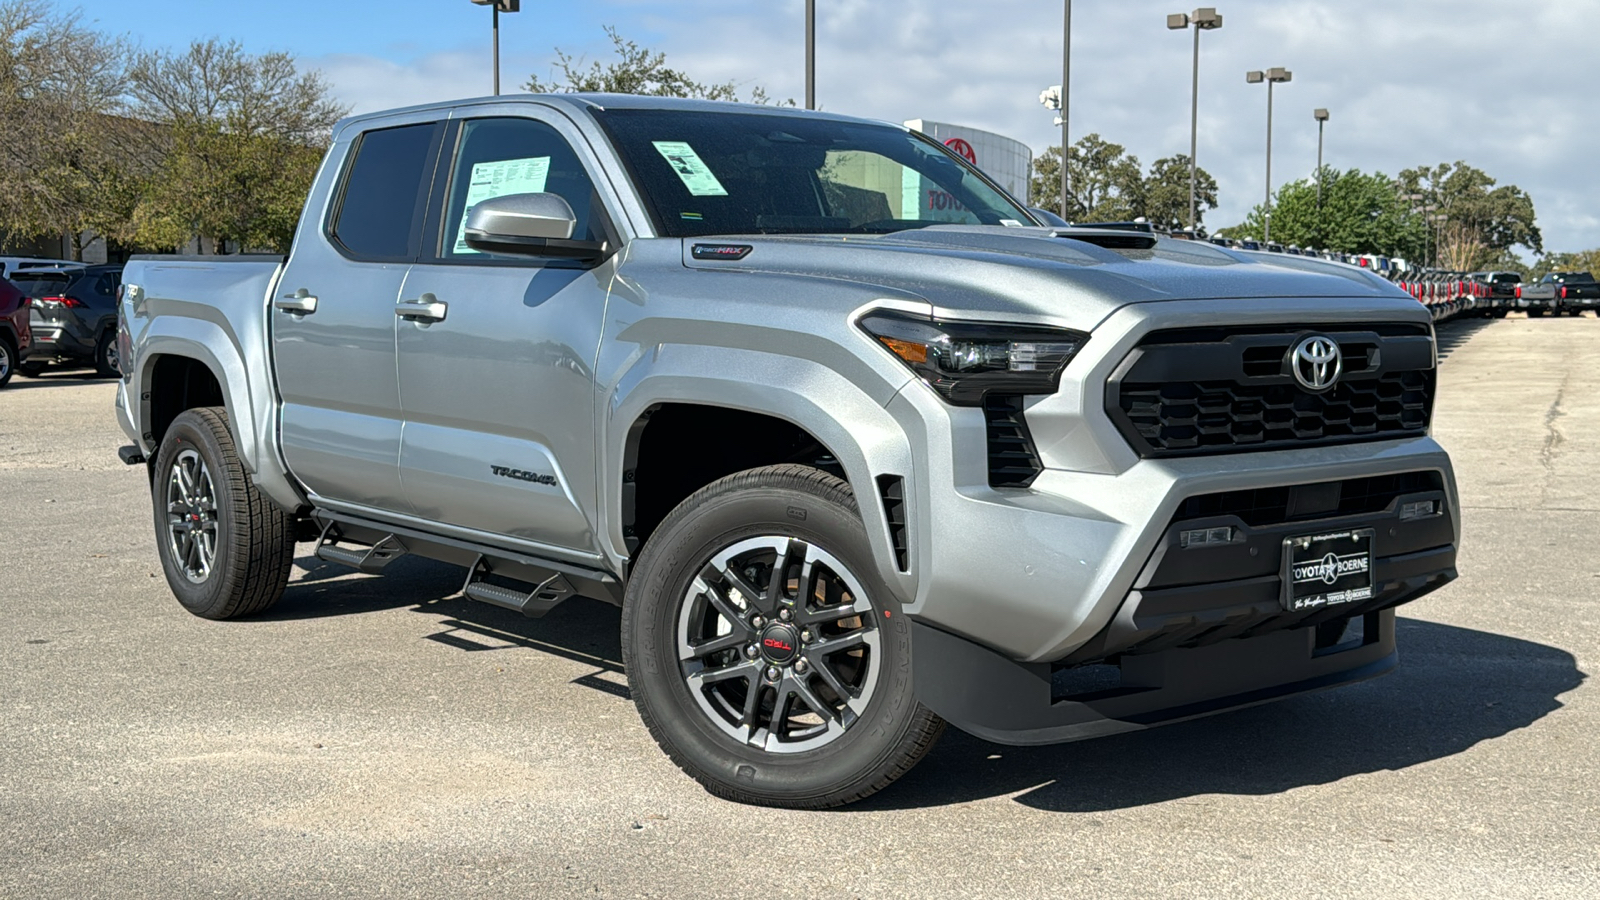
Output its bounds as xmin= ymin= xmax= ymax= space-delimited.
xmin=113 ymin=94 xmax=1459 ymax=808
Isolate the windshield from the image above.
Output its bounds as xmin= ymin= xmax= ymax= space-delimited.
xmin=1491 ymin=273 xmax=1521 ymax=284
xmin=12 ymin=273 xmax=70 ymax=298
xmin=592 ymin=109 xmax=1035 ymax=237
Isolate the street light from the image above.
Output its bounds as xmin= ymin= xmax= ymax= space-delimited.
xmin=1314 ymin=108 xmax=1329 ymax=210
xmin=470 ymin=0 xmax=520 ymax=96
xmin=1246 ymin=66 xmax=1292 ymax=242
xmin=1167 ymin=7 xmax=1223 ymax=232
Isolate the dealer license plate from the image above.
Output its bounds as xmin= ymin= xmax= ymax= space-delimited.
xmin=1282 ymin=529 xmax=1374 ymax=612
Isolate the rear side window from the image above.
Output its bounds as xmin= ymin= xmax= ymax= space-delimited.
xmin=331 ymin=122 xmax=439 ymax=260
xmin=12 ymin=274 xmax=69 ymax=298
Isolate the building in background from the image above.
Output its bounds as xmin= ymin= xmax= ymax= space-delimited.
xmin=904 ymin=119 xmax=1033 ymax=205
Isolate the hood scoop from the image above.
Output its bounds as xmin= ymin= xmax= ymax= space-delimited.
xmin=1050 ymin=228 xmax=1159 ymax=250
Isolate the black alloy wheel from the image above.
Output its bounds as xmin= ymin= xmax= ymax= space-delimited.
xmin=95 ymin=329 xmax=120 ymax=378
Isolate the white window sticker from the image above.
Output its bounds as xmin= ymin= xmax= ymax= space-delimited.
xmin=453 ymin=155 xmax=552 ymax=255
xmin=652 ymin=141 xmax=728 ymax=197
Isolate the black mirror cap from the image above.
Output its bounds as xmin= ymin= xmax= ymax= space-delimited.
xmin=462 ymin=230 xmax=610 ymax=263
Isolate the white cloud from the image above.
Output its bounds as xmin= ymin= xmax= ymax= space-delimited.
xmin=305 ymin=0 xmax=1600 ymax=252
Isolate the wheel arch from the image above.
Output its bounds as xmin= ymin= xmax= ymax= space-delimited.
xmin=605 ymin=365 xmax=918 ymax=603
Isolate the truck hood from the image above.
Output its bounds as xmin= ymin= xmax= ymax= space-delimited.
xmin=680 ymin=226 xmax=1416 ymax=327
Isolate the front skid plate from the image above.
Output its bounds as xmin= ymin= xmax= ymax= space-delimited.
xmin=912 ymin=611 xmax=1396 ymax=746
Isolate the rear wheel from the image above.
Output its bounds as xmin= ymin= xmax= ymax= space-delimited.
xmin=0 ymin=335 xmax=14 ymax=388
xmin=94 ymin=329 xmax=119 ymax=377
xmin=152 ymin=407 xmax=295 ymax=619
xmin=622 ymin=465 xmax=944 ymax=808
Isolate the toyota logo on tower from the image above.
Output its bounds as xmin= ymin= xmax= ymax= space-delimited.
xmin=943 ymin=137 xmax=977 ymax=165
xmin=1290 ymin=335 xmax=1343 ymax=392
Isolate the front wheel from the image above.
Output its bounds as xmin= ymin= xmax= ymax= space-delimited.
xmin=0 ymin=335 xmax=15 ymax=388
xmin=152 ymin=407 xmax=295 ymax=619
xmin=622 ymin=465 xmax=944 ymax=808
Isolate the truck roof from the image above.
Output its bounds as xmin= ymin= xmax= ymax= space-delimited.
xmin=332 ymin=93 xmax=891 ymax=141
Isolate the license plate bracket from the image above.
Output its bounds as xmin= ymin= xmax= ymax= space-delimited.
xmin=1282 ymin=528 xmax=1375 ymax=612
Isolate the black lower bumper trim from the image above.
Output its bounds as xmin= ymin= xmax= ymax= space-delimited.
xmin=117 ymin=445 xmax=146 ymax=466
xmin=913 ymin=611 xmax=1397 ymax=746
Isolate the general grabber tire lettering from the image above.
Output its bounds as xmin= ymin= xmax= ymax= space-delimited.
xmin=622 ymin=464 xmax=945 ymax=808
xmin=151 ymin=407 xmax=295 ymax=620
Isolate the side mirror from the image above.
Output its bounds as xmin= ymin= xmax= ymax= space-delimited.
xmin=463 ymin=193 xmax=607 ymax=262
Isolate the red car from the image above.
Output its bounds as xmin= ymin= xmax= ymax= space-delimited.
xmin=0 ymin=275 xmax=30 ymax=389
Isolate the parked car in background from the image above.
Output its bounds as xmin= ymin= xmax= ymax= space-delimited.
xmin=1513 ymin=273 xmax=1574 ymax=318
xmin=1546 ymin=272 xmax=1600 ymax=316
xmin=0 ymin=275 xmax=29 ymax=389
xmin=0 ymin=256 xmax=81 ymax=278
xmin=1468 ymin=271 xmax=1520 ymax=318
xmin=13 ymin=265 xmax=124 ymax=377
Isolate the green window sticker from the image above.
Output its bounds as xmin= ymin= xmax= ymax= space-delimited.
xmin=453 ymin=155 xmax=551 ymax=255
xmin=652 ymin=141 xmax=728 ymax=197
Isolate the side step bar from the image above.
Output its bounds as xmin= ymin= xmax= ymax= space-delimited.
xmin=314 ymin=522 xmax=408 ymax=573
xmin=308 ymin=510 xmax=623 ymax=609
xmin=461 ymin=555 xmax=575 ymax=618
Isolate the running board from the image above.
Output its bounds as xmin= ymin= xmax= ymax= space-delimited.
xmin=307 ymin=510 xmax=623 ymax=607
xmin=461 ymin=554 xmax=575 ymax=618
xmin=313 ymin=522 xmax=408 ymax=573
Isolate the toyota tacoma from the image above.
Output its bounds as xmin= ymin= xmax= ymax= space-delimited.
xmin=114 ymin=94 xmax=1459 ymax=808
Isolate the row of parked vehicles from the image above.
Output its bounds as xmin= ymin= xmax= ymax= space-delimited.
xmin=1384 ymin=269 xmax=1600 ymax=323
xmin=0 ymin=259 xmax=125 ymax=389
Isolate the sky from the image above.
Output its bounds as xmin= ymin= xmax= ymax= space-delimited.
xmin=86 ymin=0 xmax=1600 ymax=253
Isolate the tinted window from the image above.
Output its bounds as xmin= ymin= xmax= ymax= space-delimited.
xmin=11 ymin=274 xmax=70 ymax=298
xmin=1491 ymin=273 xmax=1520 ymax=284
xmin=332 ymin=123 xmax=439 ymax=259
xmin=438 ymin=117 xmax=603 ymax=260
xmin=592 ymin=109 xmax=1033 ymax=238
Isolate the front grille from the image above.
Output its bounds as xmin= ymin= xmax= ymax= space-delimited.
xmin=1109 ymin=325 xmax=1436 ymax=457
xmin=984 ymin=395 xmax=1042 ymax=488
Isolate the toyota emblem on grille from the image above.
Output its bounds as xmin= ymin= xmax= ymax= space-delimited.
xmin=1290 ymin=335 xmax=1343 ymax=392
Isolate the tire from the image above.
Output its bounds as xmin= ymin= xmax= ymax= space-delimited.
xmin=151 ymin=407 xmax=295 ymax=619
xmin=0 ymin=334 xmax=14 ymax=389
xmin=622 ymin=464 xmax=944 ymax=808
xmin=93 ymin=329 xmax=119 ymax=378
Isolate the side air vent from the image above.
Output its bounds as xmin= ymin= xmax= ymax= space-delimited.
xmin=1055 ymin=229 xmax=1159 ymax=250
xmin=983 ymin=396 xmax=1043 ymax=488
xmin=876 ymin=475 xmax=909 ymax=572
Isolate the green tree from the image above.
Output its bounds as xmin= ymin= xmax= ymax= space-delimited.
xmin=1396 ymin=161 xmax=1541 ymax=269
xmin=0 ymin=0 xmax=140 ymax=259
xmin=527 ymin=26 xmax=788 ymax=104
xmin=1225 ymin=168 xmax=1425 ymax=259
xmin=1142 ymin=155 xmax=1218 ymax=230
xmin=1532 ymin=248 xmax=1600 ymax=278
xmin=129 ymin=38 xmax=346 ymax=253
xmin=1030 ymin=137 xmax=1216 ymax=226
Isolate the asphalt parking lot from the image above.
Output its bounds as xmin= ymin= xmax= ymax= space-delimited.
xmin=2 ymin=315 xmax=1596 ymax=899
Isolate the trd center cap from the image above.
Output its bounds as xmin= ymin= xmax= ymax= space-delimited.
xmin=759 ymin=623 xmax=800 ymax=664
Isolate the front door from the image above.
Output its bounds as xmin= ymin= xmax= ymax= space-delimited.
xmin=274 ymin=115 xmax=443 ymax=512
xmin=396 ymin=112 xmax=616 ymax=557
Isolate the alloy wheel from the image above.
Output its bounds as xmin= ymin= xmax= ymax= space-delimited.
xmin=676 ymin=535 xmax=881 ymax=753
xmin=166 ymin=448 xmax=219 ymax=583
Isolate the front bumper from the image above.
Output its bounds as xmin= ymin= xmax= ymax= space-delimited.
xmin=914 ymin=608 xmax=1401 ymax=745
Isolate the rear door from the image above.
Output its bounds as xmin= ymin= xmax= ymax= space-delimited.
xmin=273 ymin=113 xmax=445 ymax=512
xmin=394 ymin=110 xmax=619 ymax=556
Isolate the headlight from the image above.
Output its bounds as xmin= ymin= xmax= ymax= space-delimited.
xmin=859 ymin=311 xmax=1087 ymax=406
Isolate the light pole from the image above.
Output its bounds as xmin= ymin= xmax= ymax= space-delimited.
xmin=1246 ymin=67 xmax=1291 ymax=242
xmin=1167 ymin=8 xmax=1223 ymax=233
xmin=805 ymin=0 xmax=815 ymax=110
xmin=1314 ymin=108 xmax=1329 ymax=210
xmin=470 ymin=0 xmax=520 ymax=96
xmin=1060 ymin=0 xmax=1072 ymax=221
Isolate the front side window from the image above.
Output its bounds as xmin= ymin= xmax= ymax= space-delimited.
xmin=592 ymin=109 xmax=1033 ymax=237
xmin=438 ymin=117 xmax=603 ymax=260
xmin=331 ymin=122 xmax=439 ymax=259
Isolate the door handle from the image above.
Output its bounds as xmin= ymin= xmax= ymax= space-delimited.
xmin=275 ymin=289 xmax=318 ymax=315
xmin=396 ymin=293 xmax=448 ymax=323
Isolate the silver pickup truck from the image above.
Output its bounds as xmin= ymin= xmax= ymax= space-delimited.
xmin=115 ymin=94 xmax=1460 ymax=808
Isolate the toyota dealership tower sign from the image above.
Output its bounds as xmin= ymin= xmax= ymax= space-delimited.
xmin=904 ymin=119 xmax=1033 ymax=209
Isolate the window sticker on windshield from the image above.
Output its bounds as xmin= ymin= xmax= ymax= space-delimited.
xmin=452 ymin=155 xmax=552 ymax=255
xmin=652 ymin=141 xmax=728 ymax=197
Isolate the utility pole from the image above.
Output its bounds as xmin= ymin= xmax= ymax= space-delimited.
xmin=1168 ymin=8 xmax=1223 ymax=232
xmin=1247 ymin=67 xmax=1291 ymax=243
xmin=470 ymin=0 xmax=520 ymax=96
xmin=805 ymin=0 xmax=816 ymax=110
xmin=1061 ymin=0 xmax=1071 ymax=221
